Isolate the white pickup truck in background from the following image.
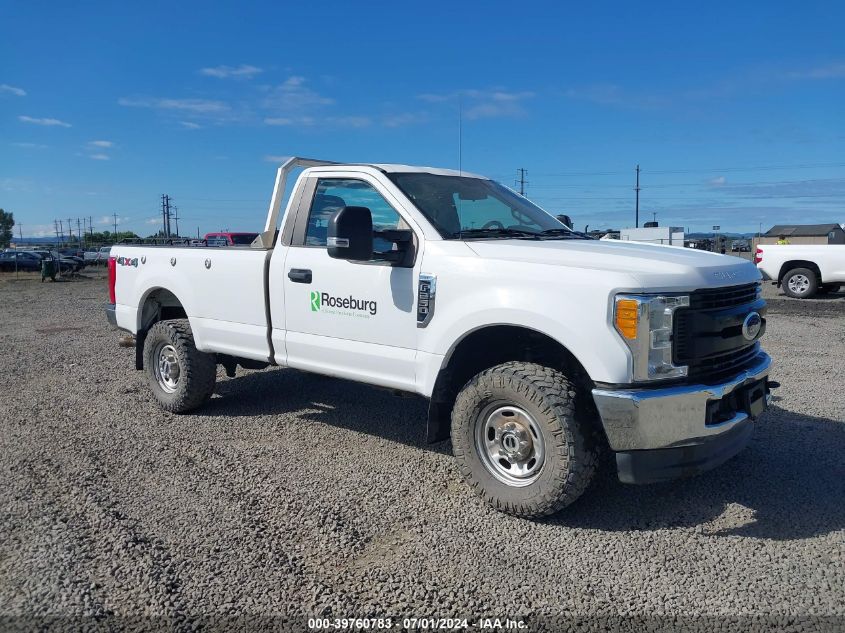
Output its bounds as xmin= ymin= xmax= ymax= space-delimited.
xmin=105 ymin=158 xmax=774 ymax=518
xmin=755 ymin=244 xmax=845 ymax=298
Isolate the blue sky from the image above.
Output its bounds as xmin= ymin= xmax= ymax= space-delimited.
xmin=2 ymin=0 xmax=844 ymax=238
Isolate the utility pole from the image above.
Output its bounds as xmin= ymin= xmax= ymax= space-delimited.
xmin=89 ymin=216 xmax=94 ymax=241
xmin=67 ymin=217 xmax=73 ymax=245
xmin=634 ymin=165 xmax=641 ymax=228
xmin=77 ymin=218 xmax=82 ymax=248
xmin=161 ymin=194 xmax=172 ymax=237
xmin=58 ymin=220 xmax=64 ymax=246
xmin=172 ymin=206 xmax=179 ymax=237
xmin=515 ymin=168 xmax=528 ymax=196
xmin=54 ymin=220 xmax=62 ymax=278
xmin=113 ymin=212 xmax=118 ymax=236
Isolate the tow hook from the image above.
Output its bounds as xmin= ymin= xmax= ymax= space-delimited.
xmin=765 ymin=379 xmax=780 ymax=405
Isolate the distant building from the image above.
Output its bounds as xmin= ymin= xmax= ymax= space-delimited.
xmin=759 ymin=224 xmax=845 ymax=245
xmin=620 ymin=226 xmax=685 ymax=246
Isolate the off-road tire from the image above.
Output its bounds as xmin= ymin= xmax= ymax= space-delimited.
xmin=782 ymin=267 xmax=818 ymax=299
xmin=451 ymin=361 xmax=598 ymax=518
xmin=143 ymin=319 xmax=217 ymax=413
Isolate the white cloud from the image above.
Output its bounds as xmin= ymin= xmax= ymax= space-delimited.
xmin=262 ymin=76 xmax=334 ymax=113
xmin=264 ymin=114 xmax=370 ymax=128
xmin=18 ymin=115 xmax=71 ymax=127
xmin=179 ymin=121 xmax=201 ymax=129
xmin=787 ymin=62 xmax=845 ymax=80
xmin=11 ymin=142 xmax=47 ymax=149
xmin=707 ymin=176 xmax=727 ymax=187
xmin=88 ymin=140 xmax=113 ymax=148
xmin=417 ymin=89 xmax=534 ymax=119
xmin=264 ymin=155 xmax=290 ymax=163
xmin=98 ymin=215 xmax=129 ymax=226
xmin=1 ymin=177 xmax=34 ymax=192
xmin=118 ymin=97 xmax=230 ymax=114
xmin=564 ymin=84 xmax=667 ymax=110
xmin=264 ymin=117 xmax=296 ymax=126
xmin=1 ymin=84 xmax=26 ymax=96
xmin=383 ymin=112 xmax=429 ymax=127
xmin=146 ymin=217 xmax=162 ymax=225
xmin=89 ymin=154 xmax=110 ymax=161
xmin=200 ymin=64 xmax=262 ymax=79
xmin=325 ymin=116 xmax=370 ymax=128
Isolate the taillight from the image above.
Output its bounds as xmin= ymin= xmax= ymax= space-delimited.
xmin=753 ymin=248 xmax=763 ymax=265
xmin=108 ymin=256 xmax=117 ymax=304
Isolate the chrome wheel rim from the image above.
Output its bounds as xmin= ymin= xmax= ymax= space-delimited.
xmin=788 ymin=274 xmax=810 ymax=295
xmin=475 ymin=403 xmax=545 ymax=486
xmin=154 ymin=343 xmax=180 ymax=393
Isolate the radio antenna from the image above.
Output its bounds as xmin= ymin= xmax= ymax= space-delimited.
xmin=458 ymin=95 xmax=463 ymax=175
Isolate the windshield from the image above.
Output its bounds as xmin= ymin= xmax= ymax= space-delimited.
xmin=387 ymin=173 xmax=578 ymax=239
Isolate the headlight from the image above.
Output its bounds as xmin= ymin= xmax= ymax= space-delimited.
xmin=614 ymin=294 xmax=690 ymax=381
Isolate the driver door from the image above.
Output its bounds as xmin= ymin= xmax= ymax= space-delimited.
xmin=281 ymin=174 xmax=420 ymax=391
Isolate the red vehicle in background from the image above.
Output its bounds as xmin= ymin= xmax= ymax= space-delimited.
xmin=203 ymin=232 xmax=259 ymax=246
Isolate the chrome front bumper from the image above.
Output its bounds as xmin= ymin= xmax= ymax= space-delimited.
xmin=592 ymin=352 xmax=772 ymax=453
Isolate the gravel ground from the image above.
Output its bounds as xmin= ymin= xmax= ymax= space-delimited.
xmin=0 ymin=269 xmax=843 ymax=632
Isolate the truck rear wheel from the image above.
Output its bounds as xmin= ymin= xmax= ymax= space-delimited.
xmin=451 ymin=361 xmax=598 ymax=518
xmin=782 ymin=267 xmax=818 ymax=299
xmin=143 ymin=319 xmax=217 ymax=413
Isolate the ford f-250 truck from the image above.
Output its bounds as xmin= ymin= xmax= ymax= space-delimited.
xmin=755 ymin=244 xmax=844 ymax=298
xmin=106 ymin=158 xmax=774 ymax=518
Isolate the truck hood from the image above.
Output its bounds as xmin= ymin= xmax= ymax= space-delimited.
xmin=465 ymin=239 xmax=761 ymax=290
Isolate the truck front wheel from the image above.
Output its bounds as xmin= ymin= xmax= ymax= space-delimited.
xmin=143 ymin=319 xmax=217 ymax=413
xmin=451 ymin=362 xmax=598 ymax=518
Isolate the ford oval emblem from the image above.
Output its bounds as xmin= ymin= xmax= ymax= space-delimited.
xmin=742 ymin=312 xmax=762 ymax=341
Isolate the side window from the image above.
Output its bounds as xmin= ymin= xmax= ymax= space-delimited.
xmin=305 ymin=178 xmax=403 ymax=248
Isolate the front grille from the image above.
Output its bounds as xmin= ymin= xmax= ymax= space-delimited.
xmin=685 ymin=343 xmax=761 ymax=383
xmin=674 ymin=283 xmax=765 ymax=383
xmin=687 ymin=282 xmax=760 ymax=310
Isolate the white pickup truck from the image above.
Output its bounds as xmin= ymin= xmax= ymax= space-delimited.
xmin=755 ymin=244 xmax=845 ymax=298
xmin=106 ymin=158 xmax=773 ymax=518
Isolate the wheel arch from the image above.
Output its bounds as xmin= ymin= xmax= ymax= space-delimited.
xmin=426 ymin=324 xmax=597 ymax=443
xmin=778 ymin=260 xmax=821 ymax=284
xmin=134 ymin=286 xmax=189 ymax=370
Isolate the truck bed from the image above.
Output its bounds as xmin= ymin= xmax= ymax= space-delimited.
xmin=112 ymin=244 xmax=273 ymax=361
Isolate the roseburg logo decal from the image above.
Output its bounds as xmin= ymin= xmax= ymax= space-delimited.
xmin=309 ymin=290 xmax=377 ymax=317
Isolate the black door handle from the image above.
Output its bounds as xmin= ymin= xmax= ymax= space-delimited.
xmin=288 ymin=268 xmax=312 ymax=284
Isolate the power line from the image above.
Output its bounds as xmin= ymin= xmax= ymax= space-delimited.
xmin=530 ymin=161 xmax=845 ymax=178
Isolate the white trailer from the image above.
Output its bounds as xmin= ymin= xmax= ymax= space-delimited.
xmin=620 ymin=226 xmax=685 ymax=246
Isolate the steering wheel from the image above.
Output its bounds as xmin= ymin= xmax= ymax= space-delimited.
xmin=482 ymin=220 xmax=505 ymax=230
xmin=510 ymin=208 xmax=535 ymax=225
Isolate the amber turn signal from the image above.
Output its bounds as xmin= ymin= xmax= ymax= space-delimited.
xmin=615 ymin=298 xmax=639 ymax=339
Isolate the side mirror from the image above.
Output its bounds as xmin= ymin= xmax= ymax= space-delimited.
xmin=327 ymin=206 xmax=373 ymax=261
xmin=556 ymin=214 xmax=573 ymax=229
